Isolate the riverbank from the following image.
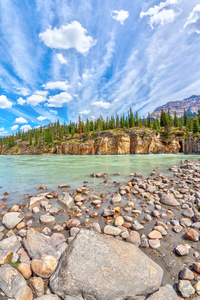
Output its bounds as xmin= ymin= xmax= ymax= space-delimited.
xmin=0 ymin=159 xmax=200 ymax=298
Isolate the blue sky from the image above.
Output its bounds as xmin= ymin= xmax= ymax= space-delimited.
xmin=0 ymin=0 xmax=200 ymax=135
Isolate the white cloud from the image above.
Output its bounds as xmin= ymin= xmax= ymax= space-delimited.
xmin=0 ymin=95 xmax=12 ymax=109
xmin=39 ymin=21 xmax=97 ymax=55
xmin=140 ymin=0 xmax=179 ymax=28
xmin=37 ymin=116 xmax=47 ymax=121
xmin=92 ymin=101 xmax=111 ymax=109
xmin=0 ymin=127 xmax=5 ymax=131
xmin=17 ymin=87 xmax=30 ymax=96
xmin=56 ymin=53 xmax=68 ymax=65
xmin=46 ymin=92 xmax=72 ymax=107
xmin=43 ymin=81 xmax=70 ymax=91
xmin=79 ymin=109 xmax=91 ymax=115
xmin=110 ymin=10 xmax=129 ymax=25
xmin=17 ymin=97 xmax=26 ymax=105
xmin=15 ymin=117 xmax=28 ymax=124
xmin=49 ymin=109 xmax=58 ymax=114
xmin=26 ymin=91 xmax=48 ymax=106
xmin=11 ymin=125 xmax=19 ymax=131
xmin=82 ymin=70 xmax=92 ymax=80
xmin=20 ymin=124 xmax=32 ymax=132
xmin=184 ymin=4 xmax=200 ymax=34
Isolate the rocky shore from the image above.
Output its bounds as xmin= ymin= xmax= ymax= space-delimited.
xmin=1 ymin=160 xmax=200 ymax=299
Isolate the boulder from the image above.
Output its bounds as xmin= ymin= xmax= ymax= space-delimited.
xmin=159 ymin=193 xmax=180 ymax=206
xmin=147 ymin=284 xmax=179 ymax=299
xmin=0 ymin=235 xmax=21 ymax=253
xmin=23 ymin=229 xmax=56 ymax=259
xmin=57 ymin=192 xmax=74 ymax=209
xmin=2 ymin=212 xmax=24 ymax=229
xmin=0 ymin=264 xmax=27 ymax=298
xmin=50 ymin=229 xmax=163 ymax=300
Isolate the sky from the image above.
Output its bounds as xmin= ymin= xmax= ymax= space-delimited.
xmin=0 ymin=0 xmax=200 ymax=135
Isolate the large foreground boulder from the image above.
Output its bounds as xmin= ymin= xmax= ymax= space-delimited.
xmin=50 ymin=229 xmax=163 ymax=300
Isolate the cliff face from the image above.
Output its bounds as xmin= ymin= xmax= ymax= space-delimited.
xmin=185 ymin=136 xmax=200 ymax=154
xmin=0 ymin=130 xmax=182 ymax=155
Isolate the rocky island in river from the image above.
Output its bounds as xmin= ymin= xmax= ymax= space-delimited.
xmin=0 ymin=159 xmax=200 ymax=299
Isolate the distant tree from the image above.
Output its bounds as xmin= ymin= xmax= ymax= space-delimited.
xmin=78 ymin=115 xmax=82 ymax=134
xmin=134 ymin=112 xmax=139 ymax=127
xmin=147 ymin=113 xmax=151 ymax=128
xmin=183 ymin=108 xmax=187 ymax=126
xmin=129 ymin=108 xmax=134 ymax=127
xmin=193 ymin=116 xmax=199 ymax=134
xmin=160 ymin=109 xmax=166 ymax=127
xmin=174 ymin=111 xmax=179 ymax=127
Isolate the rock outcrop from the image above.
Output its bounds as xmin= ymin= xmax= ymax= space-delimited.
xmin=50 ymin=229 xmax=163 ymax=300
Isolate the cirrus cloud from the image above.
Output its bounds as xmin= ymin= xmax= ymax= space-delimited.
xmin=184 ymin=4 xmax=200 ymax=34
xmin=39 ymin=21 xmax=97 ymax=55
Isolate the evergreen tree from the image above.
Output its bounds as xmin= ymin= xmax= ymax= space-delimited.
xmin=129 ymin=108 xmax=134 ymax=127
xmin=174 ymin=111 xmax=179 ymax=127
xmin=193 ymin=116 xmax=199 ymax=134
xmin=78 ymin=115 xmax=82 ymax=134
xmin=183 ymin=108 xmax=187 ymax=126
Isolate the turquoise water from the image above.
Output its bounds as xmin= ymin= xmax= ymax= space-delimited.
xmin=0 ymin=154 xmax=200 ymax=196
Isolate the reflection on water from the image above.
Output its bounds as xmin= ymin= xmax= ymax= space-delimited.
xmin=0 ymin=154 xmax=199 ymax=194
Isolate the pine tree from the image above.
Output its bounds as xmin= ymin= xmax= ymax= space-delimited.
xmin=78 ymin=115 xmax=82 ymax=134
xmin=183 ymin=108 xmax=187 ymax=126
xmin=174 ymin=111 xmax=179 ymax=127
xmin=129 ymin=108 xmax=134 ymax=127
xmin=193 ymin=116 xmax=199 ymax=134
xmin=147 ymin=113 xmax=151 ymax=128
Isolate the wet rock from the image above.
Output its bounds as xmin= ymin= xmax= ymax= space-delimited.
xmin=50 ymin=229 xmax=163 ymax=299
xmin=159 ymin=193 xmax=180 ymax=206
xmin=126 ymin=231 xmax=140 ymax=247
xmin=132 ymin=221 xmax=144 ymax=231
xmin=182 ymin=208 xmax=194 ymax=218
xmin=18 ymin=262 xmax=32 ymax=279
xmin=175 ymin=244 xmax=189 ymax=256
xmin=178 ymin=280 xmax=195 ymax=298
xmin=15 ymin=285 xmax=33 ymax=300
xmin=193 ymin=262 xmax=200 ymax=273
xmin=104 ymin=225 xmax=122 ymax=236
xmin=23 ymin=229 xmax=56 ymax=259
xmin=114 ymin=216 xmax=124 ymax=226
xmin=31 ymin=255 xmax=58 ymax=279
xmin=147 ymin=284 xmax=179 ymax=299
xmin=64 ymin=219 xmax=80 ymax=229
xmin=185 ymin=228 xmax=199 ymax=242
xmin=40 ymin=214 xmax=56 ymax=225
xmin=111 ymin=193 xmax=122 ymax=204
xmin=29 ymin=276 xmax=44 ymax=297
xmin=57 ymin=192 xmax=74 ymax=209
xmin=149 ymin=239 xmax=160 ymax=249
xmin=148 ymin=230 xmax=162 ymax=239
xmin=2 ymin=212 xmax=24 ymax=229
xmin=50 ymin=233 xmax=66 ymax=247
xmin=179 ymin=267 xmax=194 ymax=280
xmin=0 ymin=264 xmax=27 ymax=298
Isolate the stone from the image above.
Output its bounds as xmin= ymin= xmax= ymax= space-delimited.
xmin=111 ymin=193 xmax=122 ymax=204
xmin=175 ymin=245 xmax=189 ymax=256
xmin=15 ymin=285 xmax=33 ymax=300
xmin=192 ymin=262 xmax=200 ymax=273
xmin=149 ymin=239 xmax=160 ymax=249
xmin=104 ymin=225 xmax=122 ymax=236
xmin=18 ymin=262 xmax=32 ymax=279
xmin=2 ymin=212 xmax=24 ymax=229
xmin=33 ymin=207 xmax=40 ymax=214
xmin=23 ymin=229 xmax=56 ymax=259
xmin=50 ymin=233 xmax=66 ymax=247
xmin=29 ymin=196 xmax=46 ymax=210
xmin=57 ymin=192 xmax=74 ymax=209
xmin=56 ymin=242 xmax=68 ymax=254
xmin=0 ymin=264 xmax=27 ymax=298
xmin=0 ymin=250 xmax=13 ymax=265
xmin=148 ymin=230 xmax=162 ymax=239
xmin=178 ymin=280 xmax=195 ymax=298
xmin=159 ymin=193 xmax=180 ymax=206
xmin=31 ymin=255 xmax=58 ymax=279
xmin=70 ymin=227 xmax=80 ymax=237
xmin=180 ymin=218 xmax=192 ymax=227
xmin=50 ymin=229 xmax=163 ymax=299
xmin=103 ymin=209 xmax=115 ymax=217
xmin=92 ymin=223 xmax=101 ymax=233
xmin=114 ymin=216 xmax=124 ymax=226
xmin=35 ymin=295 xmax=61 ymax=300
xmin=29 ymin=276 xmax=44 ymax=297
xmin=179 ymin=267 xmax=194 ymax=280
xmin=182 ymin=208 xmax=194 ymax=218
xmin=132 ymin=221 xmax=144 ymax=231
xmin=185 ymin=228 xmax=199 ymax=242
xmin=147 ymin=284 xmax=179 ymax=300
xmin=173 ymin=225 xmax=182 ymax=233
xmin=126 ymin=231 xmax=141 ymax=247
xmin=0 ymin=235 xmax=21 ymax=253
xmin=40 ymin=214 xmax=56 ymax=225
xmin=154 ymin=226 xmax=167 ymax=236
xmin=20 ymin=251 xmax=31 ymax=263
xmin=194 ymin=281 xmax=200 ymax=294
xmin=64 ymin=219 xmax=80 ymax=229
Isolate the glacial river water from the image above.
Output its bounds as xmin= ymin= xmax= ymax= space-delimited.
xmin=0 ymin=154 xmax=200 ymax=196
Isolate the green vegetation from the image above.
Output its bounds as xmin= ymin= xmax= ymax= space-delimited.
xmin=1 ymin=108 xmax=200 ymax=151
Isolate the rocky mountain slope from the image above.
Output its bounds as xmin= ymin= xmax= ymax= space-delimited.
xmin=151 ymin=95 xmax=200 ymax=118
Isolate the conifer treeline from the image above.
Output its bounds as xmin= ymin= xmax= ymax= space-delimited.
xmin=1 ymin=108 xmax=200 ymax=150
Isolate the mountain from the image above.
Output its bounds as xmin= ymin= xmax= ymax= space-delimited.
xmin=150 ymin=95 xmax=200 ymax=118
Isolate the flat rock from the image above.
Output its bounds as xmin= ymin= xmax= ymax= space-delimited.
xmin=147 ymin=284 xmax=179 ymax=299
xmin=23 ymin=229 xmax=56 ymax=259
xmin=2 ymin=212 xmax=24 ymax=229
xmin=57 ymin=192 xmax=74 ymax=209
xmin=104 ymin=225 xmax=121 ymax=236
xmin=149 ymin=239 xmax=160 ymax=249
xmin=15 ymin=285 xmax=33 ymax=300
xmin=179 ymin=267 xmax=194 ymax=280
xmin=0 ymin=235 xmax=21 ymax=253
xmin=0 ymin=264 xmax=27 ymax=298
xmin=40 ymin=214 xmax=56 ymax=225
xmin=178 ymin=280 xmax=195 ymax=298
xmin=35 ymin=295 xmax=61 ymax=300
xmin=159 ymin=193 xmax=180 ymax=206
xmin=175 ymin=244 xmax=189 ymax=256
xmin=50 ymin=229 xmax=163 ymax=300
